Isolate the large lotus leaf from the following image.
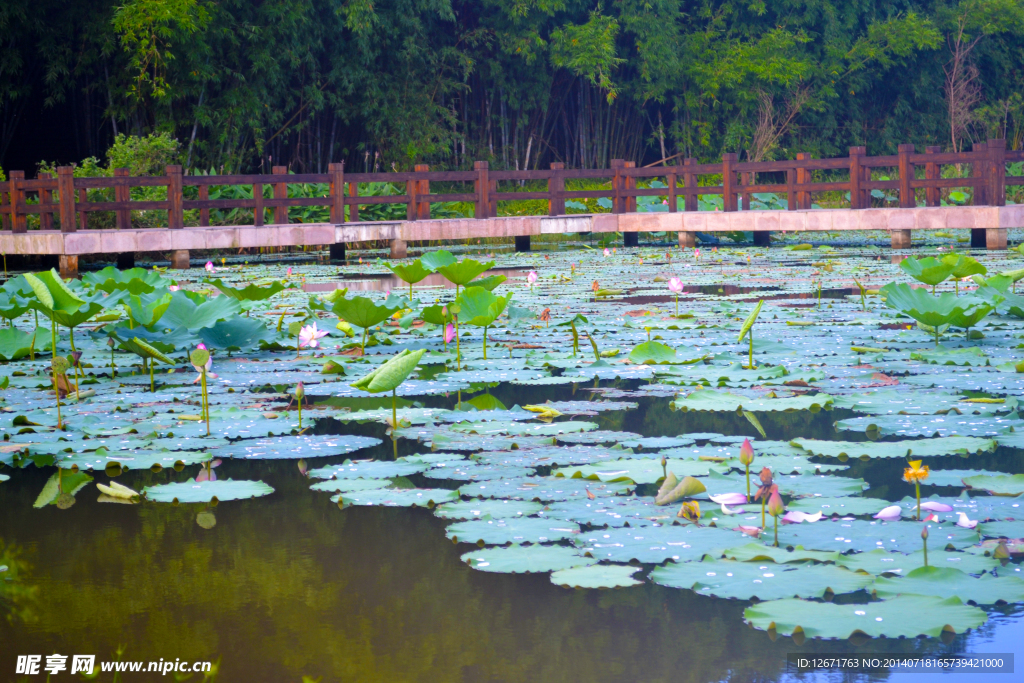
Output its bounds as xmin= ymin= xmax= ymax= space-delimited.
xmin=463 ymin=544 xmax=596 ymax=573
xmin=207 ymin=434 xmax=381 ymax=460
xmin=331 ymin=296 xmax=399 ymax=329
xmin=349 ymin=348 xmax=425 ymax=393
xmin=446 ymin=517 xmax=579 ymax=545
xmin=542 ymin=496 xmax=670 ymax=527
xmin=197 ymin=317 xmax=272 ymax=350
xmin=333 ymin=488 xmax=458 ymax=508
xmin=454 ymin=286 xmax=510 ymax=327
xmin=0 ymin=327 xmax=48 ymax=361
xmin=919 ymin=467 xmax=1007 ymax=488
xmin=962 ymin=474 xmax=1024 ymax=496
xmin=458 ymin=476 xmax=633 ymax=502
xmin=33 ymin=470 xmax=93 ymax=507
xmin=791 ymin=436 xmax=996 ymax=460
xmin=946 ymin=297 xmax=993 ymax=330
xmin=24 ymin=269 xmax=84 ymax=315
xmin=308 ymin=458 xmax=429 ymax=480
xmin=161 ymin=290 xmax=242 ymax=330
xmin=872 ymin=566 xmax=1024 ymax=604
xmin=831 ymin=389 xmax=969 ymax=414
xmin=118 ymin=337 xmax=174 ymax=364
xmin=0 ymin=290 xmax=30 ymax=321
xmin=434 ymin=499 xmax=544 ymax=520
xmin=838 ymin=548 xmax=997 ymax=575
xmin=206 ymin=278 xmax=286 ymax=301
xmin=743 ymin=595 xmax=986 ymax=638
xmin=309 ymin=478 xmax=392 ymax=493
xmin=419 ymin=304 xmax=453 ymax=326
xmin=673 ymin=390 xmax=833 ymax=413
xmin=555 ymin=458 xmax=720 ymax=484
xmin=437 ymin=258 xmax=494 ymax=286
xmin=628 ymin=341 xmax=678 ymax=364
xmin=419 ymin=249 xmax=457 ymax=272
xmin=703 ymin=471 xmax=867 ymax=498
xmin=723 ymin=454 xmax=847 ymax=475
xmin=785 ymin=496 xmax=889 ymax=517
xmin=142 ymin=478 xmax=274 ymax=503
xmin=775 ymin=519 xmax=978 ymax=553
xmin=909 ymin=347 xmax=988 ymax=366
xmin=386 ymin=260 xmax=433 ymax=285
xmin=58 ymin=447 xmax=210 ymax=470
xmin=737 ymin=299 xmax=763 ymax=342
xmin=655 ymin=362 xmax=788 ymax=385
xmin=551 ymin=564 xmax=643 ymax=589
xmin=471 ymin=274 xmax=507 ymax=291
xmin=721 ymin=543 xmax=840 ymax=564
xmin=83 ymin=266 xmax=168 ymax=294
xmin=881 ymin=283 xmax=965 ymax=327
xmin=651 ymin=558 xmax=871 ymax=600
xmin=423 ymin=462 xmax=535 ymax=482
xmin=835 ymin=413 xmax=1024 ymax=438
xmin=450 ymin=420 xmax=597 ymax=436
xmin=126 ymin=291 xmax=172 ymax=327
xmin=49 ymin=298 xmax=109 ymax=330
xmin=576 ymin=525 xmax=741 ymax=563
xmin=942 ymin=254 xmax=987 ymax=280
xmin=899 ymin=256 xmax=956 ymax=286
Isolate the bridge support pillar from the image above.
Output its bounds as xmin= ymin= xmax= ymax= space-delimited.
xmin=986 ymin=228 xmax=1007 ymax=250
xmin=623 ymin=232 xmax=639 ymax=247
xmin=678 ymin=231 xmax=695 ymax=249
xmin=116 ymin=252 xmax=135 ymax=270
xmin=753 ymin=231 xmax=771 ymax=247
xmin=890 ymin=229 xmax=912 ymax=249
xmin=170 ymin=250 xmax=190 ymax=270
xmin=971 ymin=229 xmax=986 ymax=248
xmin=329 ymin=243 xmax=346 ymax=262
xmin=389 ymin=239 xmax=408 ymax=259
xmin=514 ymin=235 xmax=531 ymax=252
xmin=59 ymin=255 xmax=78 ymax=279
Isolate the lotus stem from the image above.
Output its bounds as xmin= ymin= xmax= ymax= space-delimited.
xmin=298 ymin=395 xmax=302 ymax=429
xmin=916 ymin=481 xmax=921 ymax=520
xmin=923 ymin=534 xmax=928 ymax=567
xmin=53 ymin=367 xmax=62 ymax=430
xmin=50 ymin=317 xmax=57 ymax=362
xmin=201 ymin=369 xmax=209 ymax=436
xmin=761 ymin=496 xmax=766 ymax=529
xmin=483 ymin=326 xmax=488 ymax=360
xmin=392 ymin=388 xmax=397 ymax=429
xmin=745 ymin=464 xmax=750 ymax=498
xmin=69 ymin=328 xmax=80 ymax=399
xmin=773 ymin=514 xmax=778 ymax=547
xmin=110 ymin=346 xmax=116 ymax=378
xmin=748 ymin=329 xmax=754 ymax=369
xmin=455 ymin=316 xmax=461 ymax=371
xmin=675 ymin=294 xmax=679 ymax=317
xmin=361 ymin=327 xmax=368 ymax=354
xmin=148 ymin=357 xmax=155 ymax=393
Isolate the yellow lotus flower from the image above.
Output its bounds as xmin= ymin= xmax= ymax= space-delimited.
xmin=903 ymin=460 xmax=930 ymax=483
xmin=523 ymin=405 xmax=562 ymax=422
xmin=677 ymin=500 xmax=701 ymax=524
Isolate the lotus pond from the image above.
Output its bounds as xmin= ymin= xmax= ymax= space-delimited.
xmin=3 ymin=241 xmax=1024 ymax=682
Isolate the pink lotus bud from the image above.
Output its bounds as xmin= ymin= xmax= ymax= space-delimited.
xmin=527 ymin=271 xmax=538 ymax=285
xmin=205 ymin=261 xmax=215 ymax=272
xmin=287 ymin=267 xmax=293 ymax=276
xmin=956 ymin=512 xmax=978 ymax=529
xmin=874 ymin=505 xmax=902 ymax=521
xmin=169 ymin=285 xmax=180 ymax=291
xmin=739 ymin=438 xmax=755 ymax=465
xmin=444 ymin=323 xmax=456 ymax=344
xmin=709 ymin=492 xmax=748 ymax=506
xmin=668 ymin=277 xmax=683 ymax=294
xmin=197 ymin=343 xmax=207 ymax=350
xmin=920 ymin=501 xmax=954 ymax=512
xmin=603 ymin=248 xmax=610 ymax=257
xmin=766 ymin=485 xmax=785 ymax=518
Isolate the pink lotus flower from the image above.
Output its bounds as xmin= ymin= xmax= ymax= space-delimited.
xmin=923 ymin=513 xmax=940 ymax=523
xmin=603 ymin=248 xmax=610 ymax=257
xmin=874 ymin=505 xmax=902 ymax=521
xmin=444 ymin=323 xmax=456 ymax=344
xmin=739 ymin=438 xmax=755 ymax=465
xmin=956 ymin=512 xmax=978 ymax=529
xmin=668 ymin=277 xmax=683 ymax=294
xmin=299 ymin=322 xmax=328 ymax=349
xmin=719 ymin=503 xmax=746 ymax=515
xmin=527 ymin=271 xmax=538 ymax=286
xmin=921 ymin=501 xmax=954 ymax=512
xmin=287 ymin=267 xmax=293 ymax=276
xmin=709 ymin=492 xmax=748 ymax=505
xmin=694 ymin=248 xmax=701 ymax=259
xmin=782 ymin=510 xmax=823 ymax=524
xmin=197 ymin=343 xmax=207 ymax=350
xmin=205 ymin=261 xmax=215 ymax=272
xmin=169 ymin=285 xmax=180 ymax=291
xmin=196 ymin=458 xmax=222 ymax=482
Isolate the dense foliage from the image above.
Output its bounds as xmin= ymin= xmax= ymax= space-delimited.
xmin=2 ymin=0 xmax=1023 ymax=174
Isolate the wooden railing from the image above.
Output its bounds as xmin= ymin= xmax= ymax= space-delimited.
xmin=2 ymin=140 xmax=1022 ymax=234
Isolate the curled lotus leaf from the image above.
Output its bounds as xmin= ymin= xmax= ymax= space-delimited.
xmin=737 ymin=299 xmax=763 ymax=342
xmin=436 ymin=258 xmax=494 ymax=287
xmin=349 ymin=348 xmax=425 ymax=393
xmin=899 ymin=256 xmax=956 ymax=286
xmin=121 ymin=337 xmax=174 ymax=365
xmin=655 ymin=472 xmax=707 ymax=505
xmin=205 ymin=278 xmax=286 ymax=301
xmin=743 ymin=595 xmax=986 ymax=639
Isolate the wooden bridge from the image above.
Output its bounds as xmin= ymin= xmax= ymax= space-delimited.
xmin=2 ymin=139 xmax=1021 ymax=277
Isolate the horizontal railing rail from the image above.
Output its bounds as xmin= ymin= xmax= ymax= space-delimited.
xmin=2 ymin=141 xmax=1022 ymax=234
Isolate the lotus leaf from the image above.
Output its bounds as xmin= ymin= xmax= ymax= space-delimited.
xmin=785 ymin=496 xmax=889 ymax=517
xmin=899 ymin=256 xmax=956 ymax=286
xmin=872 ymin=566 xmax=1024 ymax=604
xmin=198 ymin=317 xmax=272 ymax=350
xmin=83 ymin=266 xmax=168 ymax=294
xmin=161 ymin=291 xmax=242 ymax=330
xmin=143 ymin=478 xmax=275 ymax=503
xmin=349 ymin=348 xmax=425 ymax=393
xmin=446 ymin=517 xmax=579 ymax=545
xmin=310 ymin=478 xmax=392 ymax=493
xmin=721 ymin=543 xmax=840 ymax=564
xmin=775 ymin=519 xmax=978 ymax=553
xmin=576 ymin=525 xmax=740 ymax=563
xmin=33 ymin=471 xmax=93 ymax=507
xmin=434 ymin=499 xmax=544 ymax=520
xmin=791 ymin=436 xmax=996 ymax=460
xmin=333 ymin=488 xmax=458 ymax=508
xmin=838 ymin=548 xmax=997 ymax=575
xmin=743 ymin=595 xmax=986 ymax=638
xmin=674 ymin=389 xmax=833 ymax=412
xmin=437 ymin=258 xmax=494 ymax=288
xmin=651 ymin=558 xmax=871 ymax=600
xmin=419 ymin=249 xmax=457 ymax=271
xmin=331 ymin=295 xmax=400 ymax=329
xmin=309 ymin=458 xmax=429 ymax=480
xmin=462 ymin=544 xmax=595 ymax=573
xmin=206 ymin=278 xmax=286 ymax=301
xmin=962 ymin=474 xmax=1024 ymax=496
xmin=550 ymin=564 xmax=643 ymax=589
xmin=555 ymin=458 xmax=719 ymax=484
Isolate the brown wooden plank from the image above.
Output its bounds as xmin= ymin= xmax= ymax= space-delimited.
xmin=57 ymin=166 xmax=76 ymax=233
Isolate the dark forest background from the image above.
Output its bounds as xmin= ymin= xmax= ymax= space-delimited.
xmin=2 ymin=0 xmax=1023 ymax=176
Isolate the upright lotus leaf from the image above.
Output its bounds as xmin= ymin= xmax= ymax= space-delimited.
xmin=942 ymin=254 xmax=986 ymax=282
xmin=331 ymin=295 xmax=399 ymax=351
xmin=971 ymin=274 xmax=1012 ymax=292
xmin=737 ymin=300 xmax=763 ymax=342
xmin=946 ymin=296 xmax=993 ymax=333
xmin=456 ymin=287 xmax=510 ymax=327
xmin=899 ymin=256 xmax=956 ymax=287
xmin=205 ymin=277 xmax=287 ymax=302
xmin=471 ymin=274 xmax=508 ymax=291
xmin=437 ymin=259 xmax=494 ymax=291
xmin=386 ymin=260 xmax=432 ymax=297
xmin=881 ymin=283 xmax=966 ymax=345
xmin=161 ymin=290 xmax=242 ymax=330
xmin=24 ymin=270 xmax=84 ymax=318
xmin=350 ymin=348 xmax=426 ymax=393
xmin=119 ymin=337 xmax=174 ymax=392
xmin=419 ymin=249 xmax=457 ymax=272
xmin=654 ymin=472 xmax=707 ymax=505
xmin=197 ymin=317 xmax=272 ymax=350
xmin=420 ymin=304 xmax=453 ymax=326
xmin=125 ymin=291 xmax=173 ymax=328
xmin=82 ymin=266 xmax=169 ymax=294
xmin=0 ymin=327 xmax=50 ymax=361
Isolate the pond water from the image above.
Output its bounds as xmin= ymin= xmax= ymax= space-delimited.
xmin=2 ymin=243 xmax=1024 ymax=682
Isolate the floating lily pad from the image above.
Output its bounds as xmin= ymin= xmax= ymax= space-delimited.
xmin=142 ymin=478 xmax=274 ymax=503
xmin=872 ymin=566 xmax=1024 ymax=604
xmin=450 ymin=420 xmax=599 ymax=436
xmin=542 ymin=496 xmax=669 ymax=527
xmin=458 ymin=476 xmax=634 ymax=502
xmin=308 ymin=459 xmax=429 ymax=480
xmin=333 ymin=488 xmax=458 ymax=508
xmin=309 ymin=478 xmax=391 ymax=493
xmin=576 ymin=525 xmax=741 ymax=563
xmin=58 ymin=447 xmax=210 ymax=471
xmin=786 ymin=496 xmax=888 ymax=517
xmin=651 ymin=557 xmax=871 ymax=600
xmin=791 ymin=436 xmax=996 ymax=460
xmin=674 ymin=390 xmax=833 ymax=413
xmin=962 ymin=474 xmax=1024 ymax=496
xmin=721 ymin=543 xmax=840 ymax=564
xmin=837 ymin=548 xmax=998 ymax=576
xmin=434 ymin=499 xmax=544 ymax=520
xmin=743 ymin=595 xmax=986 ymax=638
xmin=776 ymin=519 xmax=979 ymax=553
xmin=554 ymin=458 xmax=721 ymax=484
xmin=446 ymin=517 xmax=579 ymax=545
xmin=462 ymin=544 xmax=596 ymax=573
xmin=550 ymin=564 xmax=643 ymax=589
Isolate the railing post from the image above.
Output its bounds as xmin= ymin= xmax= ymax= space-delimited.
xmin=412 ymin=164 xmax=431 ymax=220
xmin=78 ymin=188 xmax=88 ymax=230
xmin=198 ymin=181 xmax=210 ymax=227
xmin=610 ymin=159 xmax=624 ymax=214
xmin=971 ymin=141 xmax=988 ymax=248
xmin=57 ymin=166 xmax=76 ymax=233
xmin=624 ymin=161 xmax=637 ymax=213
xmin=548 ymin=162 xmax=565 ymax=216
xmin=348 ymin=179 xmax=360 ymax=222
xmin=272 ymin=166 xmax=288 ymax=224
xmin=898 ymin=144 xmax=916 ymax=208
xmin=254 ymin=178 xmax=265 ymax=226
xmin=795 ymin=153 xmax=811 ymax=210
xmin=666 ymin=165 xmax=677 ymax=213
xmin=474 ymin=161 xmax=490 ymax=219
xmin=924 ymin=146 xmax=941 ymax=207
xmin=722 ymin=153 xmax=737 ymax=211
xmin=38 ymin=171 xmax=54 ymax=230
xmin=683 ymin=158 xmax=697 ymax=212
xmin=9 ymin=171 xmax=26 ymax=233
xmin=167 ymin=165 xmax=183 ymax=229
xmin=407 ymin=166 xmax=419 ymax=221
xmin=988 ymin=138 xmax=1006 ymax=207
xmin=328 ymin=163 xmax=345 ymax=223
xmin=849 ymin=146 xmax=865 ymax=209
xmin=114 ymin=168 xmax=131 ymax=229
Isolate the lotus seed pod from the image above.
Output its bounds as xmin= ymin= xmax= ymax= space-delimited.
xmin=56 ymin=493 xmax=75 ymax=510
